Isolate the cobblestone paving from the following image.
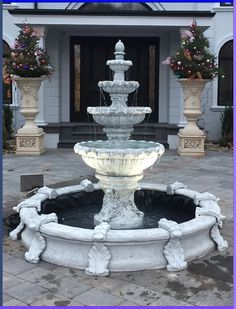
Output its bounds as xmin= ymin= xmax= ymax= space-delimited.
xmin=3 ymin=149 xmax=233 ymax=306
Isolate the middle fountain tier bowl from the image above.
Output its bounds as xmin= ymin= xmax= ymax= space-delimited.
xmin=87 ymin=106 xmax=152 ymax=140
xmin=90 ymin=80 xmax=151 ymax=140
xmin=98 ymin=80 xmax=139 ymax=95
xmin=74 ymin=139 xmax=165 ymax=229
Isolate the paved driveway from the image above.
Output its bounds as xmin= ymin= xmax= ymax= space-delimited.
xmin=3 ymin=149 xmax=233 ymax=306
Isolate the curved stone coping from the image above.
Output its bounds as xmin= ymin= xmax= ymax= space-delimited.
xmin=12 ymin=180 xmax=228 ymax=273
xmin=14 ymin=181 xmax=222 ymax=223
xmin=74 ymin=140 xmax=165 ymax=156
xmin=13 ymin=193 xmax=51 ymax=213
xmin=39 ymin=215 xmax=215 ymax=242
xmin=16 ymin=197 xmax=216 ymax=243
xmin=55 ymin=183 xmax=100 ymax=196
xmin=178 ymin=216 xmax=216 ymax=236
xmin=16 ymin=180 xmax=221 ymax=237
xmin=87 ymin=106 xmax=152 ymax=115
xmin=40 ymin=222 xmax=170 ymax=242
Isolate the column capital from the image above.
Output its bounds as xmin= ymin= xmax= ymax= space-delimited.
xmin=33 ymin=26 xmax=47 ymax=38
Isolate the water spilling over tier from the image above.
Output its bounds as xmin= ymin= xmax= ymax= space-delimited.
xmin=87 ymin=40 xmax=151 ymax=140
xmin=75 ymin=40 xmax=164 ymax=229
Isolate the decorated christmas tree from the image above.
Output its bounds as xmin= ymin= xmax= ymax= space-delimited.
xmin=163 ymin=21 xmax=222 ymax=80
xmin=6 ymin=22 xmax=53 ymax=78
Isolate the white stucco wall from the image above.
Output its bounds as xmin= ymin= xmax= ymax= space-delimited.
xmin=158 ymin=32 xmax=169 ymax=123
xmin=201 ymin=10 xmax=233 ymax=141
xmin=167 ymin=31 xmax=182 ymax=124
xmin=61 ymin=32 xmax=70 ymax=122
xmin=44 ymin=30 xmax=61 ymax=123
xmin=3 ymin=9 xmax=23 ymax=133
xmin=3 ymin=2 xmax=233 ymax=142
xmin=3 ymin=10 xmax=19 ymax=47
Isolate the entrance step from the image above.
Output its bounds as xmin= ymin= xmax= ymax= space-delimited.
xmin=43 ymin=122 xmax=179 ymax=149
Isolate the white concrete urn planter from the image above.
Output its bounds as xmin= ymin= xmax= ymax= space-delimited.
xmin=177 ymin=79 xmax=210 ymax=157
xmin=13 ymin=76 xmax=46 ymax=155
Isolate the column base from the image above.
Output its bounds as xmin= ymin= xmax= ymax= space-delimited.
xmin=177 ymin=133 xmax=205 ymax=158
xmin=15 ymin=132 xmax=46 ymax=155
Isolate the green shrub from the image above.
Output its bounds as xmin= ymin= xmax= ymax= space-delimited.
xmin=3 ymin=104 xmax=13 ymax=149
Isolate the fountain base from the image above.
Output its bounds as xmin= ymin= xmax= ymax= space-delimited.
xmin=95 ymin=174 xmax=144 ymax=229
xmin=94 ymin=191 xmax=143 ymax=229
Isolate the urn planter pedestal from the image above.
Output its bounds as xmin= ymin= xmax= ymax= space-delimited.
xmin=13 ymin=77 xmax=46 ymax=155
xmin=177 ymin=79 xmax=210 ymax=158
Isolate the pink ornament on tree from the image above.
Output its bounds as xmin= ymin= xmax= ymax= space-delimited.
xmin=184 ymin=30 xmax=193 ymax=38
xmin=162 ymin=57 xmax=171 ymax=65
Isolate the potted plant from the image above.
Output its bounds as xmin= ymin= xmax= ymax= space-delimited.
xmin=163 ymin=20 xmax=223 ymax=157
xmin=6 ymin=22 xmax=53 ymax=155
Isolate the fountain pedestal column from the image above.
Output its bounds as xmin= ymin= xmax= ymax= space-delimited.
xmin=177 ymin=79 xmax=209 ymax=158
xmin=94 ymin=174 xmax=144 ymax=229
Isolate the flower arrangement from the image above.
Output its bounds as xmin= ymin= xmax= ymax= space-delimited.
xmin=162 ymin=21 xmax=223 ymax=80
xmin=6 ymin=22 xmax=54 ymax=78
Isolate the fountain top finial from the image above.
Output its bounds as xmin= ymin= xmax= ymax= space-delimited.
xmin=115 ymin=40 xmax=125 ymax=53
xmin=114 ymin=40 xmax=125 ymax=60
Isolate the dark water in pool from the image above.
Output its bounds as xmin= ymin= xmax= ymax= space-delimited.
xmin=40 ymin=190 xmax=196 ymax=230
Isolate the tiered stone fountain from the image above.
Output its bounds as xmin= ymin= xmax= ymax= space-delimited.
xmin=10 ymin=40 xmax=227 ymax=276
xmin=74 ymin=40 xmax=164 ymax=229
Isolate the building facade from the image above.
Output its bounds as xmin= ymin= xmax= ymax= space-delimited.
xmin=3 ymin=2 xmax=233 ymax=148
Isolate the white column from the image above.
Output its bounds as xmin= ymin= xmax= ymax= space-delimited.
xmin=177 ymin=28 xmax=187 ymax=128
xmin=34 ymin=26 xmax=48 ymax=126
xmin=177 ymin=90 xmax=187 ymax=127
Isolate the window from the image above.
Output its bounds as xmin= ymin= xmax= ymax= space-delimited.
xmin=79 ymin=2 xmax=150 ymax=11
xmin=220 ymin=2 xmax=233 ymax=7
xmin=3 ymin=2 xmax=18 ymax=9
xmin=218 ymin=40 xmax=233 ymax=106
xmin=3 ymin=40 xmax=12 ymax=105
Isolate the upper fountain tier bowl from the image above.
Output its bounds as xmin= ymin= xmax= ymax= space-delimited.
xmin=106 ymin=59 xmax=132 ymax=76
xmin=74 ymin=140 xmax=164 ymax=177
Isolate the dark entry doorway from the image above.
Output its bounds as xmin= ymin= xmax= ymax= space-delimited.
xmin=70 ymin=37 xmax=159 ymax=122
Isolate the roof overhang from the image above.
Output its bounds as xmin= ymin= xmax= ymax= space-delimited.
xmin=8 ymin=9 xmax=214 ymax=29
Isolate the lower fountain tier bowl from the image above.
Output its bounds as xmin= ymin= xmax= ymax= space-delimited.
xmin=74 ymin=140 xmax=165 ymax=177
xmin=14 ymin=181 xmax=227 ymax=274
xmin=87 ymin=106 xmax=151 ymax=127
